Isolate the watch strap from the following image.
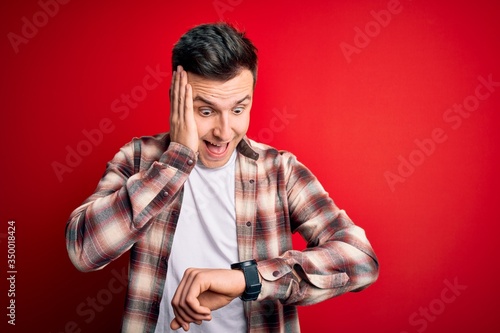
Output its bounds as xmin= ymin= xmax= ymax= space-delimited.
xmin=231 ymin=259 xmax=262 ymax=301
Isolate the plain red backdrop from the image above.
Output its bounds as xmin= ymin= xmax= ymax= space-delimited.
xmin=1 ymin=0 xmax=499 ymax=332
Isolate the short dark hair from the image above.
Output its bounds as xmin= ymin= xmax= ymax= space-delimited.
xmin=172 ymin=23 xmax=258 ymax=84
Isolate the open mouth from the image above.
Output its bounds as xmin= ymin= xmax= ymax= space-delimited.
xmin=204 ymin=140 xmax=229 ymax=157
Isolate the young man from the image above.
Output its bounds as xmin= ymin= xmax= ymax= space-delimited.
xmin=66 ymin=23 xmax=379 ymax=333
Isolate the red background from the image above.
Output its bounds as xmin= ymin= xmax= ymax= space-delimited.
xmin=1 ymin=0 xmax=500 ymax=332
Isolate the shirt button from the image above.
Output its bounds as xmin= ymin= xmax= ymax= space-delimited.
xmin=162 ymin=191 xmax=168 ymax=197
xmin=272 ymin=271 xmax=280 ymax=277
xmin=246 ymin=221 xmax=252 ymax=227
xmin=249 ymin=179 xmax=255 ymax=184
xmin=187 ymin=159 xmax=194 ymax=166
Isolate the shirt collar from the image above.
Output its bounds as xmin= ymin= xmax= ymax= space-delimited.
xmin=237 ymin=136 xmax=260 ymax=161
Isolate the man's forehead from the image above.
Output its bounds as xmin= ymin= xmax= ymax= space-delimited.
xmin=187 ymin=70 xmax=254 ymax=101
xmin=193 ymin=94 xmax=252 ymax=107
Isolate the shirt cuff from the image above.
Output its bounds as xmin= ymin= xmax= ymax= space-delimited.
xmin=256 ymin=258 xmax=297 ymax=301
xmin=158 ymin=142 xmax=197 ymax=173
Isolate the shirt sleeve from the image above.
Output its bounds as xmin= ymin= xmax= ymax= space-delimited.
xmin=256 ymin=152 xmax=379 ymax=305
xmin=65 ymin=139 xmax=196 ymax=272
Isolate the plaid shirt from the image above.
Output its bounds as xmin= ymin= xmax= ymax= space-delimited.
xmin=66 ymin=132 xmax=379 ymax=333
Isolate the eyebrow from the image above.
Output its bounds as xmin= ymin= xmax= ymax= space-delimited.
xmin=192 ymin=95 xmax=252 ymax=107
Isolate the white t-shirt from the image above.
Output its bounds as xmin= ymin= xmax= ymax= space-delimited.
xmin=154 ymin=150 xmax=246 ymax=333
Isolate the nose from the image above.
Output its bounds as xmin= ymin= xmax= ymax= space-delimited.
xmin=213 ymin=112 xmax=232 ymax=142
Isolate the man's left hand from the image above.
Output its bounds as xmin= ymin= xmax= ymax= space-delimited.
xmin=170 ymin=268 xmax=245 ymax=331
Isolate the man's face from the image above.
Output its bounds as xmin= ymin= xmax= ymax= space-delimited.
xmin=187 ymin=69 xmax=254 ymax=168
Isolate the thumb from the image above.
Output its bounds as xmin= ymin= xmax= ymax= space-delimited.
xmin=170 ymin=318 xmax=190 ymax=331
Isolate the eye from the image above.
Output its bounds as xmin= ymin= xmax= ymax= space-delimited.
xmin=199 ymin=108 xmax=213 ymax=117
xmin=233 ymin=107 xmax=245 ymax=115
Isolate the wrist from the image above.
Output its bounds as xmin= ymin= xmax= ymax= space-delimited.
xmin=232 ymin=269 xmax=246 ymax=295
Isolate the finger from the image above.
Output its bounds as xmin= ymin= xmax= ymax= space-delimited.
xmin=179 ymin=271 xmax=211 ymax=320
xmin=177 ymin=68 xmax=187 ymax=121
xmin=184 ymin=83 xmax=194 ymax=123
xmin=171 ymin=269 xmax=210 ymax=328
xmin=170 ymin=281 xmax=185 ymax=327
xmin=170 ymin=318 xmax=181 ymax=330
xmin=172 ymin=66 xmax=180 ymax=107
xmin=171 ymin=279 xmax=192 ymax=328
xmin=170 ymin=317 xmax=202 ymax=331
xmin=179 ymin=269 xmax=208 ymax=311
xmin=179 ymin=275 xmax=212 ymax=327
xmin=170 ymin=318 xmax=189 ymax=331
xmin=169 ymin=69 xmax=176 ymax=102
xmin=170 ymin=67 xmax=181 ymax=125
xmin=183 ymin=275 xmax=211 ymax=315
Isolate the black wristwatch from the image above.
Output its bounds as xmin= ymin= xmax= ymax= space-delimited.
xmin=231 ymin=259 xmax=262 ymax=301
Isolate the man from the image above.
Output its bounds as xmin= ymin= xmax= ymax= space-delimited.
xmin=66 ymin=23 xmax=379 ymax=333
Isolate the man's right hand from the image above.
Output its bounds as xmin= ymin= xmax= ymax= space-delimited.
xmin=169 ymin=65 xmax=199 ymax=153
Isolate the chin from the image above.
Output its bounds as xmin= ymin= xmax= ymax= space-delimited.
xmin=198 ymin=151 xmax=231 ymax=169
xmin=199 ymin=159 xmax=224 ymax=169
